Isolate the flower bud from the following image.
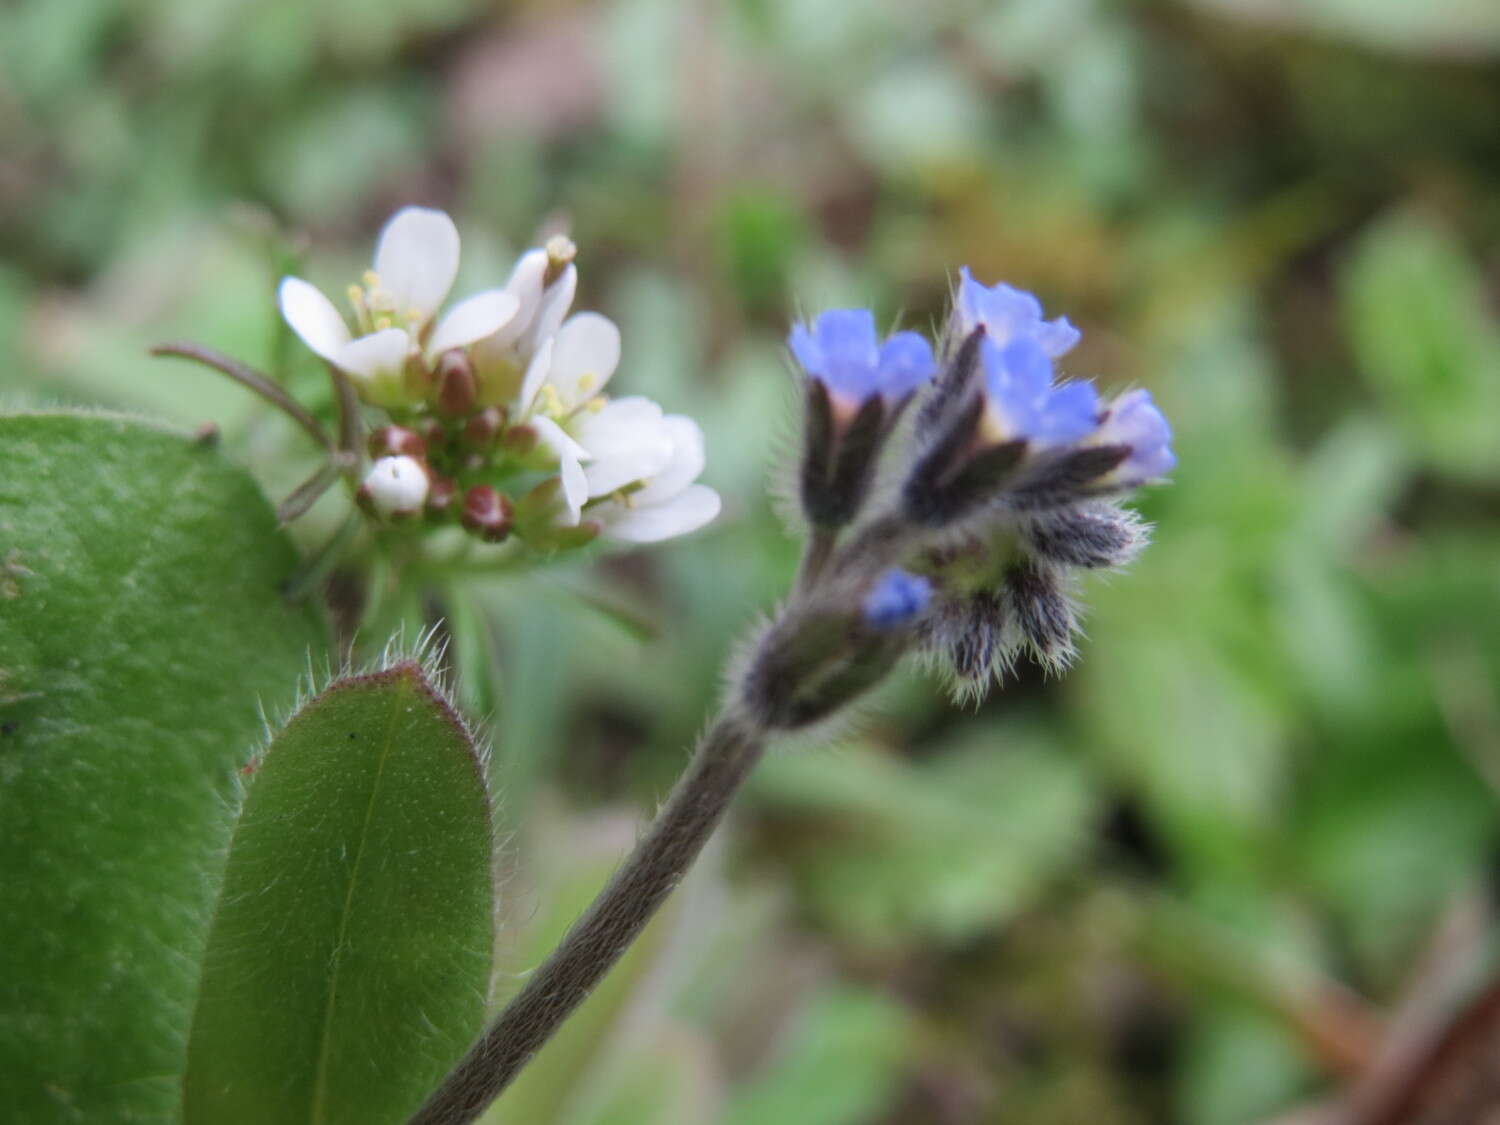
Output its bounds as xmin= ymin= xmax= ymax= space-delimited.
xmin=462 ymin=406 xmax=507 ymax=450
xmin=368 ymin=425 xmax=427 ymax=460
xmin=425 ymin=475 xmax=459 ymax=519
xmin=502 ymin=424 xmax=538 ymax=456
xmin=460 ymin=485 xmax=513 ymax=542
xmin=435 ymin=350 xmax=478 ymax=417
xmin=359 ymin=455 xmax=430 ymax=518
xmin=1023 ymin=504 xmax=1146 ymax=569
xmin=1003 ymin=560 xmax=1076 ymax=672
xmin=862 ymin=569 xmax=932 ymax=630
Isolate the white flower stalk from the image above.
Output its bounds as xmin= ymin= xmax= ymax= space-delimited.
xmin=361 ymin=455 xmax=430 ymax=517
xmin=279 ymin=207 xmax=520 ymax=408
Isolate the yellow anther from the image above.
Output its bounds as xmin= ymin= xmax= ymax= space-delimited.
xmin=537 ymin=384 xmax=565 ymax=418
xmin=362 ymin=269 xmax=381 ymax=288
xmin=585 ymin=396 xmax=606 ymax=414
xmin=576 ymin=372 xmax=596 ymax=395
xmin=545 ymin=234 xmax=577 ymax=268
xmin=375 ymin=315 xmax=393 ymax=331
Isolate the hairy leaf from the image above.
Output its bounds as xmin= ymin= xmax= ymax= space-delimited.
xmin=0 ymin=411 xmax=327 ymax=1123
xmin=183 ymin=662 xmax=494 ymax=1125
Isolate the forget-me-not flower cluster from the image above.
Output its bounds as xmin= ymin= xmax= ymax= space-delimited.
xmin=782 ymin=266 xmax=1175 ymax=690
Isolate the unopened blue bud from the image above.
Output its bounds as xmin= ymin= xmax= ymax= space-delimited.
xmin=789 ymin=309 xmax=935 ymax=404
xmin=863 ymin=569 xmax=932 ymax=629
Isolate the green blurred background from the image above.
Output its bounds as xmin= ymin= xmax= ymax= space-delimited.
xmin=5 ymin=1 xmax=1500 ymax=1121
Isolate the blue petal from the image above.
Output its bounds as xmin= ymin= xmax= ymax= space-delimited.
xmin=863 ymin=568 xmax=932 ymax=629
xmin=959 ymin=267 xmax=1044 ymax=345
xmin=995 ymin=337 xmax=1055 ymax=399
xmin=1035 ymin=315 xmax=1082 ymax=358
xmin=788 ymin=322 xmax=823 ymax=378
xmin=1103 ymin=389 xmax=1176 ymax=482
xmin=811 ymin=308 xmax=880 ymax=398
xmin=876 ymin=331 xmax=936 ymax=399
xmin=1036 ymin=380 xmax=1101 ymax=444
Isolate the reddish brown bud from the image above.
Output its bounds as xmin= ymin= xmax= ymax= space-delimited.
xmin=502 ymin=424 xmax=538 ymax=456
xmin=425 ymin=475 xmax=459 ymax=519
xmin=368 ymin=425 xmax=427 ymax=460
xmin=436 ymin=351 xmax=478 ymax=417
xmin=461 ymin=485 xmax=513 ymax=542
xmin=463 ymin=406 xmax=507 ymax=450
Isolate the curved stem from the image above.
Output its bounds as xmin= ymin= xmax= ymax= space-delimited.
xmin=149 ymin=342 xmax=332 ymax=450
xmin=407 ymin=711 xmax=767 ymax=1125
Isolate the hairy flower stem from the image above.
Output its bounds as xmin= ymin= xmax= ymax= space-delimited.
xmin=407 ymin=711 xmax=767 ymax=1125
xmin=796 ymin=527 xmax=838 ymax=593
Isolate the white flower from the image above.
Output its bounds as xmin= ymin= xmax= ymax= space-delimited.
xmin=279 ymin=207 xmax=520 ymax=407
xmin=471 ymin=236 xmax=584 ymax=405
xmin=585 ymin=415 xmax=721 ymax=542
xmin=361 ymin=455 xmax=429 ymax=516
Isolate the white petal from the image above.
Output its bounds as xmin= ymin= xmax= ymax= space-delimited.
xmin=584 ymin=440 xmax=675 ymax=497
xmin=372 ymin=207 xmax=460 ymax=322
xmin=572 ymin=396 xmax=663 ymax=454
xmin=527 ymin=264 xmax=577 ymax=351
xmin=499 ymin=249 xmax=550 ymax=343
xmin=333 ymin=328 xmax=412 ymax=406
xmin=279 ymin=277 xmax=351 ymax=361
xmin=427 ymin=289 xmax=520 ymax=359
xmin=548 ymin=311 xmax=620 ymax=405
xmin=632 ymin=415 xmax=706 ymax=506
xmin=532 ymin=417 xmax=589 ymax=524
xmin=600 ymin=485 xmax=721 ymax=543
xmin=335 ymin=327 xmax=411 ymax=378
xmin=517 ymin=336 xmax=555 ymax=414
xmin=530 ymin=415 xmax=592 ymax=464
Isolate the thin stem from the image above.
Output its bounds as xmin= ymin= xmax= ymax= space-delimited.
xmin=795 ymin=526 xmax=837 ymax=593
xmin=149 ymin=342 xmax=332 ymax=451
xmin=276 ymin=457 xmax=354 ymax=525
xmin=327 ymin=362 xmax=364 ymax=461
xmin=407 ymin=711 xmax=766 ymax=1125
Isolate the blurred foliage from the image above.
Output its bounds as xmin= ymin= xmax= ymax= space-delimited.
xmin=4 ymin=0 xmax=1500 ymax=1122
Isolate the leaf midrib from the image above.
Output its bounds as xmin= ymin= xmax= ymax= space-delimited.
xmin=306 ymin=682 xmax=406 ymax=1125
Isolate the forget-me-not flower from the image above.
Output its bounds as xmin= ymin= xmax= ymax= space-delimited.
xmin=789 ymin=309 xmax=935 ymax=408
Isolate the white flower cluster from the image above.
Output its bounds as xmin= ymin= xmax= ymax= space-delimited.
xmin=279 ymin=207 xmax=720 ymax=545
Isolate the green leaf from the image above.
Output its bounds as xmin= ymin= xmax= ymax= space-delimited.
xmin=183 ymin=661 xmax=495 ymax=1125
xmin=1341 ymin=207 xmax=1500 ymax=481
xmin=0 ymin=411 xmax=327 ymax=1123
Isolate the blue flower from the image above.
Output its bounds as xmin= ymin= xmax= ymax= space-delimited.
xmin=956 ymin=267 xmax=1080 ymax=359
xmin=980 ymin=335 xmax=1100 ymax=445
xmin=863 ymin=568 xmax=933 ymax=629
xmin=1096 ymin=389 xmax=1175 ymax=484
xmin=789 ymin=309 xmax=935 ymax=403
